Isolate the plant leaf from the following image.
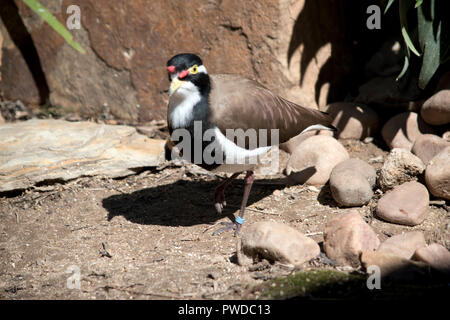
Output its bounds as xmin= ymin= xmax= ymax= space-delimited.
xmin=385 ymin=0 xmax=397 ymax=14
xmin=401 ymin=27 xmax=421 ymax=56
xmin=415 ymin=0 xmax=423 ymax=8
xmin=22 ymin=0 xmax=85 ymax=54
xmin=397 ymin=54 xmax=410 ymax=80
xmin=417 ymin=0 xmax=440 ymax=89
xmin=399 ymin=0 xmax=421 ymax=56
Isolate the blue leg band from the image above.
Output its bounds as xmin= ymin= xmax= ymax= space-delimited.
xmin=235 ymin=216 xmax=245 ymax=224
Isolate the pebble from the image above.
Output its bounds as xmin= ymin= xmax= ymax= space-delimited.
xmin=323 ymin=211 xmax=380 ymax=267
xmin=411 ymin=134 xmax=450 ymax=165
xmin=424 ymin=146 xmax=450 ymax=200
xmin=361 ymin=251 xmax=430 ymax=281
xmin=286 ymin=135 xmax=349 ymax=185
xmin=378 ymin=148 xmax=425 ymax=191
xmin=377 ymin=232 xmax=426 ymax=259
xmin=324 ymin=102 xmax=379 ymax=139
xmin=376 ymin=181 xmax=429 ymax=226
xmin=381 ymin=112 xmax=434 ymax=151
xmin=329 ymin=158 xmax=376 ymax=206
xmin=279 ymin=130 xmax=332 ymax=154
xmin=237 ymin=221 xmax=320 ymax=267
xmin=412 ymin=243 xmax=450 ymax=273
xmin=420 ymin=89 xmax=450 ymax=125
xmin=443 ymin=131 xmax=450 ymax=142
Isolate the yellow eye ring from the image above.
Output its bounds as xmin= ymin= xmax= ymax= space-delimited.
xmin=190 ymin=65 xmax=198 ymax=74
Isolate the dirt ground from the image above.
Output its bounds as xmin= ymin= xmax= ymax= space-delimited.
xmin=0 ymin=139 xmax=448 ymax=300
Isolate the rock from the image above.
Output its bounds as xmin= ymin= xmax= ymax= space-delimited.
xmin=376 ymin=181 xmax=429 ymax=226
xmin=324 ymin=102 xmax=379 ymax=139
xmin=0 ymin=119 xmax=165 ymax=192
xmin=364 ymin=40 xmax=403 ymax=78
xmin=1 ymin=0 xmax=357 ymax=121
xmin=329 ymin=158 xmax=376 ymax=206
xmin=381 ymin=112 xmax=435 ymax=151
xmin=323 ymin=211 xmax=380 ymax=267
xmin=0 ymin=30 xmax=2 ymax=82
xmin=413 ymin=243 xmax=450 ymax=273
xmin=279 ymin=130 xmax=332 ymax=154
xmin=286 ymin=135 xmax=349 ymax=185
xmin=420 ymin=90 xmax=450 ymax=125
xmin=377 ymin=232 xmax=426 ymax=259
xmin=237 ymin=221 xmax=320 ymax=266
xmin=412 ymin=134 xmax=450 ymax=165
xmin=443 ymin=131 xmax=450 ymax=142
xmin=378 ymin=148 xmax=425 ymax=191
xmin=424 ymin=146 xmax=450 ymax=200
xmin=361 ymin=251 xmax=431 ymax=281
xmin=356 ymin=76 xmax=423 ymax=109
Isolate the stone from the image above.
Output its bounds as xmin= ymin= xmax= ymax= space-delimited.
xmin=443 ymin=131 xmax=450 ymax=142
xmin=361 ymin=251 xmax=430 ymax=281
xmin=286 ymin=135 xmax=349 ymax=185
xmin=323 ymin=211 xmax=380 ymax=267
xmin=356 ymin=76 xmax=423 ymax=110
xmin=381 ymin=112 xmax=435 ymax=151
xmin=1 ymin=0 xmax=357 ymax=121
xmin=0 ymin=119 xmax=165 ymax=192
xmin=412 ymin=134 xmax=450 ymax=165
xmin=378 ymin=148 xmax=425 ymax=191
xmin=329 ymin=158 xmax=376 ymax=206
xmin=324 ymin=102 xmax=379 ymax=139
xmin=237 ymin=221 xmax=320 ymax=266
xmin=420 ymin=90 xmax=450 ymax=126
xmin=279 ymin=130 xmax=332 ymax=154
xmin=424 ymin=146 xmax=450 ymax=200
xmin=377 ymin=232 xmax=426 ymax=259
xmin=364 ymin=40 xmax=403 ymax=78
xmin=413 ymin=243 xmax=450 ymax=273
xmin=376 ymin=181 xmax=429 ymax=226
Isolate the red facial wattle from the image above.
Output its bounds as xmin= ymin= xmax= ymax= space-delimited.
xmin=178 ymin=70 xmax=189 ymax=79
xmin=167 ymin=65 xmax=176 ymax=73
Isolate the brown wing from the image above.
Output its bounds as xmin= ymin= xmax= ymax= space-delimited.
xmin=209 ymin=74 xmax=334 ymax=146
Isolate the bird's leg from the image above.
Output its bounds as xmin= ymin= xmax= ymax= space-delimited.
xmin=213 ymin=171 xmax=255 ymax=236
xmin=214 ymin=172 xmax=240 ymax=214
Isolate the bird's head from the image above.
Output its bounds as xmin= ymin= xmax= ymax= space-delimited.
xmin=166 ymin=53 xmax=210 ymax=96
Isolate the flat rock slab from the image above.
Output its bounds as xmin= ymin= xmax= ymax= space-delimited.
xmin=0 ymin=119 xmax=165 ymax=192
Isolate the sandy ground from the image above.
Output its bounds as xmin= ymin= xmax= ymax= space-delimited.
xmin=0 ymin=139 xmax=448 ymax=299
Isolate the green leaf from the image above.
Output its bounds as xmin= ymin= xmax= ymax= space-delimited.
xmin=21 ymin=0 xmax=85 ymax=54
xmin=401 ymin=27 xmax=421 ymax=56
xmin=399 ymin=0 xmax=421 ymax=56
xmin=385 ymin=0 xmax=397 ymax=14
xmin=397 ymin=54 xmax=410 ymax=80
xmin=417 ymin=0 xmax=440 ymax=89
xmin=414 ymin=0 xmax=423 ymax=8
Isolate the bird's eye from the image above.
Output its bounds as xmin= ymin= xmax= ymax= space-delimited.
xmin=190 ymin=65 xmax=198 ymax=74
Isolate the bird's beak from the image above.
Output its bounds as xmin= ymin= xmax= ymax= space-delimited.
xmin=169 ymin=78 xmax=186 ymax=96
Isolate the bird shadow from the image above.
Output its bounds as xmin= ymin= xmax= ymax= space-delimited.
xmin=102 ymin=177 xmax=285 ymax=227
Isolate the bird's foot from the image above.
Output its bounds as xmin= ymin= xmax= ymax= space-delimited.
xmin=212 ymin=221 xmax=242 ymax=237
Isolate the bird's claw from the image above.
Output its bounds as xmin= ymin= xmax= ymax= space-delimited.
xmin=212 ymin=221 xmax=241 ymax=237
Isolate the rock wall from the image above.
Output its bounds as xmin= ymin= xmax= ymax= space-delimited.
xmin=0 ymin=0 xmax=355 ymax=122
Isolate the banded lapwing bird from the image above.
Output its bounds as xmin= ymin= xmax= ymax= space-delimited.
xmin=166 ymin=53 xmax=335 ymax=236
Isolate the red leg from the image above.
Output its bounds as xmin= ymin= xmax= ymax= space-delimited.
xmin=213 ymin=171 xmax=255 ymax=236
